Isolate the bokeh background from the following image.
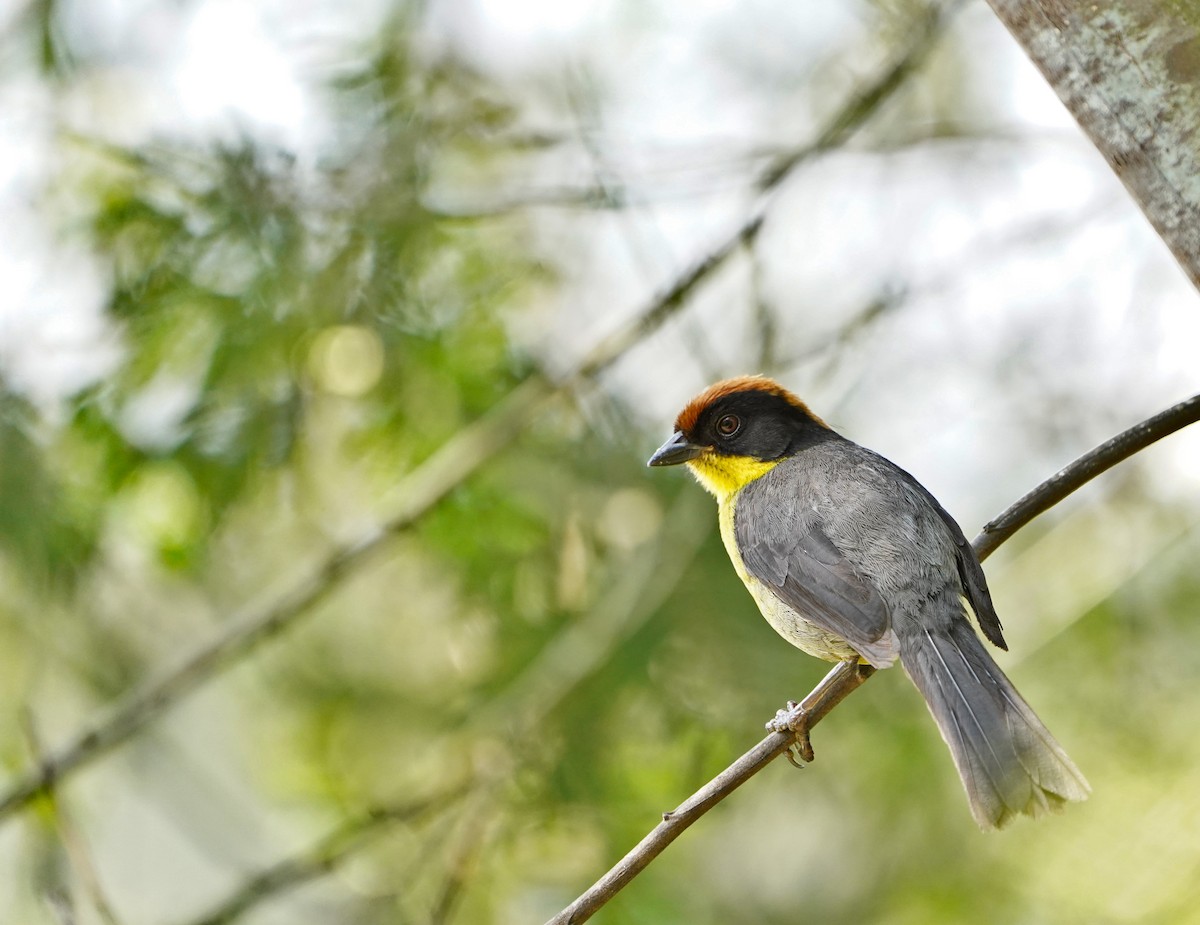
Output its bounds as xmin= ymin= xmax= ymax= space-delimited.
xmin=2 ymin=1 xmax=1199 ymax=923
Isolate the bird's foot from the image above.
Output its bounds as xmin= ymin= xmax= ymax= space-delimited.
xmin=766 ymin=700 xmax=814 ymax=766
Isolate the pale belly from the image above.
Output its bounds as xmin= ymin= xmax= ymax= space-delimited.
xmin=718 ymin=493 xmax=863 ymax=663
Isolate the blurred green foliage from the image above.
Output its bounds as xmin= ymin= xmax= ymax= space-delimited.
xmin=1 ymin=3 xmax=1199 ymax=925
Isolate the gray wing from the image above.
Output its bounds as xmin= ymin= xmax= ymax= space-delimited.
xmin=898 ymin=470 xmax=1007 ymax=650
xmin=735 ymin=470 xmax=892 ymax=654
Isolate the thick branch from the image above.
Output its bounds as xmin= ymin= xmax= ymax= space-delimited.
xmin=983 ymin=0 xmax=1200 ymax=293
xmin=545 ymin=392 xmax=1200 ymax=925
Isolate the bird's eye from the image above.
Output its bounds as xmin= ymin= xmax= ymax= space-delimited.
xmin=715 ymin=414 xmax=741 ymax=437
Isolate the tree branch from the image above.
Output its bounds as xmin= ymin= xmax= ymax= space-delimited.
xmin=544 ymin=661 xmax=874 ymax=925
xmin=983 ymin=0 xmax=1200 ymax=293
xmin=0 ymin=0 xmax=945 ymax=831
xmin=178 ymin=783 xmax=472 ymax=925
xmin=972 ymin=392 xmax=1200 ymax=561
xmin=0 ymin=377 xmax=552 ymax=824
xmin=167 ymin=493 xmax=709 ymax=925
xmin=21 ymin=710 xmax=126 ymax=925
xmin=545 ymin=390 xmax=1200 ymax=925
xmin=755 ymin=0 xmax=960 ymax=192
xmin=576 ymin=1 xmax=960 ymax=385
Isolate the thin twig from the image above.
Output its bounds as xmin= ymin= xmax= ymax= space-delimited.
xmin=972 ymin=392 xmax=1200 ymax=561
xmin=0 ymin=157 xmax=759 ymax=824
xmin=43 ymin=890 xmax=77 ymax=925
xmin=772 ymin=288 xmax=908 ymax=375
xmin=20 ymin=710 xmax=125 ymax=925
xmin=0 ymin=378 xmax=551 ymax=824
xmin=755 ymin=0 xmax=961 ymax=191
xmin=428 ymin=796 xmax=496 ymax=925
xmin=574 ymin=4 xmax=958 ymax=384
xmin=0 ymin=0 xmax=934 ymax=828
xmin=544 ymin=391 xmax=1200 ymax=924
xmin=544 ymin=662 xmax=874 ymax=925
xmin=179 ymin=783 xmax=472 ymax=925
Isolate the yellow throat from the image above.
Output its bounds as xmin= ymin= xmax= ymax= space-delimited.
xmin=684 ymin=452 xmax=780 ymax=503
xmin=685 ymin=452 xmax=780 ymax=593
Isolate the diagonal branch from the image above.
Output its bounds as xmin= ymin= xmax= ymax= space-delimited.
xmin=0 ymin=377 xmax=551 ymax=823
xmin=982 ymin=0 xmax=1200 ymax=294
xmin=161 ymin=491 xmax=712 ymax=925
xmin=544 ymin=389 xmax=1200 ymax=925
xmin=971 ymin=392 xmax=1200 ymax=560
xmin=21 ymin=710 xmax=126 ymax=925
xmin=576 ymin=1 xmax=960 ymax=385
xmin=543 ymin=660 xmax=874 ymax=925
xmin=0 ymin=0 xmax=943 ymax=831
xmin=754 ymin=0 xmax=960 ymax=192
xmin=178 ymin=783 xmax=472 ymax=925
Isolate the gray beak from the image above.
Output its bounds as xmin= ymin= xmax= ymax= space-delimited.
xmin=647 ymin=431 xmax=709 ymax=467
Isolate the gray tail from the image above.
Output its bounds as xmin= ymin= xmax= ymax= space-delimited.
xmin=900 ymin=620 xmax=1090 ymax=829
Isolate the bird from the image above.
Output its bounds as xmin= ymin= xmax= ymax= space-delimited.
xmin=647 ymin=374 xmax=1089 ymax=829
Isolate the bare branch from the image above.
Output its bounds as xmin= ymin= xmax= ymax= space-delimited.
xmin=0 ymin=377 xmax=553 ymax=824
xmin=574 ymin=1 xmax=960 ymax=384
xmin=428 ymin=798 xmax=496 ymax=925
xmin=21 ymin=711 xmax=125 ymax=925
xmin=544 ymin=661 xmax=874 ymax=925
xmin=0 ymin=0 xmax=945 ymax=832
xmin=972 ymin=392 xmax=1200 ymax=561
xmin=0 ymin=0 xmax=969 ymax=856
xmin=179 ymin=784 xmax=472 ymax=925
xmin=544 ymin=391 xmax=1200 ymax=924
xmin=771 ymin=288 xmax=908 ymax=375
xmin=755 ymin=0 xmax=962 ymax=191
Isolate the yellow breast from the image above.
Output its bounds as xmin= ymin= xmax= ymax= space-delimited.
xmin=683 ymin=452 xmax=777 ymax=586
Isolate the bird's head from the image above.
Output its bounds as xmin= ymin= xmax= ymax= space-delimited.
xmin=647 ymin=375 xmax=833 ymax=499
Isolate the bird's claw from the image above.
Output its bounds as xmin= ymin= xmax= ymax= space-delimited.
xmin=766 ymin=700 xmax=815 ymax=765
xmin=765 ymin=700 xmax=801 ymax=733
